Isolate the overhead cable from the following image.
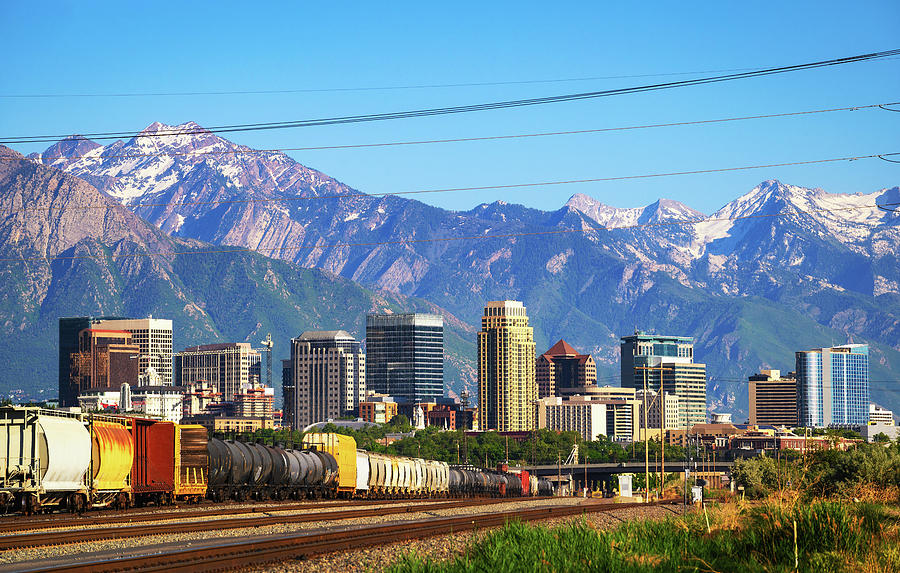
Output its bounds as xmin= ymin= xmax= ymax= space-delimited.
xmin=3 ymin=48 xmax=899 ymax=145
xmin=4 ymin=152 xmax=897 ymax=215
xmin=10 ymin=102 xmax=894 ymax=165
xmin=2 ymin=199 xmax=897 ymax=263
xmin=3 ymin=57 xmax=897 ymax=99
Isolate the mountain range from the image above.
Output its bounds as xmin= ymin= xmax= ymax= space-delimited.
xmin=0 ymin=145 xmax=476 ymax=404
xmin=6 ymin=121 xmax=899 ymax=417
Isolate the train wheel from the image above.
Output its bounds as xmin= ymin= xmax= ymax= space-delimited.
xmin=70 ymin=493 xmax=87 ymax=515
xmin=21 ymin=494 xmax=37 ymax=516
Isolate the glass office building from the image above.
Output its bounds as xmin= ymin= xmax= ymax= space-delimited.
xmin=620 ymin=332 xmax=707 ymax=428
xmin=797 ymin=344 xmax=869 ymax=427
xmin=366 ymin=313 xmax=444 ymax=403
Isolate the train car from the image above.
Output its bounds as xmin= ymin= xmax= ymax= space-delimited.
xmin=130 ymin=418 xmax=175 ymax=506
xmin=355 ymin=450 xmax=370 ymax=496
xmin=89 ymin=416 xmax=134 ymax=509
xmin=367 ymin=452 xmax=389 ymax=497
xmin=303 ymin=433 xmax=356 ymax=497
xmin=536 ymin=478 xmax=554 ymax=496
xmin=174 ymin=424 xmax=208 ymax=503
xmin=508 ymin=469 xmax=530 ymax=496
xmin=303 ymin=432 xmax=356 ymax=497
xmin=207 ymin=436 xmax=338 ymax=501
xmin=0 ymin=407 xmax=91 ymax=514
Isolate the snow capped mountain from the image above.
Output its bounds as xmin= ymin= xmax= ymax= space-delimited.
xmin=565 ymin=194 xmax=705 ymax=229
xmin=31 ymin=121 xmax=353 ymax=235
xmin=695 ymin=179 xmax=896 ymax=249
xmin=26 ymin=123 xmax=900 ymax=418
xmin=564 ymin=193 xmax=645 ymax=228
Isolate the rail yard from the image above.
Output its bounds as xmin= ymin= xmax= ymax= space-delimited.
xmin=0 ymin=496 xmax=680 ymax=572
xmin=0 ymin=405 xmax=685 ymax=571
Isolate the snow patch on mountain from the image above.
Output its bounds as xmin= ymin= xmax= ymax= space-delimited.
xmin=565 ymin=194 xmax=643 ymax=228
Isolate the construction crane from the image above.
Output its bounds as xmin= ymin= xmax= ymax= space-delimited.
xmin=260 ymin=333 xmax=273 ymax=388
xmin=565 ymin=443 xmax=579 ymax=465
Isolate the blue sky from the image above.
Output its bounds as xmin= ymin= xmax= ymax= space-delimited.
xmin=2 ymin=2 xmax=898 ymax=214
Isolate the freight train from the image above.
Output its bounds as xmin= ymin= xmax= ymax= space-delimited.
xmin=0 ymin=407 xmax=553 ymax=514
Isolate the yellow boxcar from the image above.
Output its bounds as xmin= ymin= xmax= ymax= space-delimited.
xmin=303 ymin=433 xmax=357 ymax=495
xmin=91 ymin=419 xmax=133 ymax=492
xmin=174 ymin=424 xmax=208 ymax=500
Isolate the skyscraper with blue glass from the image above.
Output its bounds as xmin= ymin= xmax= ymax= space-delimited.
xmin=366 ymin=313 xmax=444 ymax=403
xmin=796 ymin=344 xmax=869 ymax=427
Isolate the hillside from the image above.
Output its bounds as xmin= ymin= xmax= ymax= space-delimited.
xmin=0 ymin=146 xmax=477 ymax=403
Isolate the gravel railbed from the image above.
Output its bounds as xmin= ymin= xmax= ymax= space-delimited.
xmin=6 ymin=500 xmax=460 ymax=535
xmin=238 ymin=503 xmax=680 ymax=573
xmin=0 ymin=497 xmax=587 ymax=566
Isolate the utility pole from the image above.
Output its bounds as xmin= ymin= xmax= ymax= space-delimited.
xmin=643 ymin=366 xmax=649 ymax=501
xmin=557 ymin=452 xmax=561 ymax=497
xmin=584 ymin=453 xmax=588 ymax=497
xmin=636 ymin=363 xmax=670 ymax=501
xmin=659 ymin=365 xmax=666 ymax=500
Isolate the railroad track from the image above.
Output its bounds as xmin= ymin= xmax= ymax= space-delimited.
xmin=18 ymin=500 xmax=678 ymax=573
xmin=0 ymin=496 xmax=464 ymax=535
xmin=0 ymin=496 xmax=554 ymax=550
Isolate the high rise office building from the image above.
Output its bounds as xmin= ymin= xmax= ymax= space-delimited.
xmin=94 ymin=318 xmax=174 ymax=385
xmin=68 ymin=328 xmax=140 ymax=400
xmin=477 ymin=300 xmax=537 ymax=431
xmin=748 ymin=369 xmax=799 ymax=426
xmin=620 ymin=331 xmax=707 ymax=428
xmin=365 ymin=313 xmax=444 ymax=402
xmin=285 ymin=330 xmax=365 ymax=430
xmin=535 ymin=339 xmax=597 ymax=398
xmin=796 ymin=344 xmax=869 ymax=427
xmin=174 ymin=343 xmax=261 ymax=402
xmin=58 ymin=316 xmax=127 ymax=406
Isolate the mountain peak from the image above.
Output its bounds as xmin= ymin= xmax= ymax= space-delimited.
xmin=0 ymin=145 xmax=24 ymax=161
xmin=37 ymin=135 xmax=101 ymax=162
xmin=639 ymin=198 xmax=706 ymax=224
xmin=139 ymin=120 xmax=206 ymax=135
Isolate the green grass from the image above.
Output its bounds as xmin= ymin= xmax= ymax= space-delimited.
xmin=386 ymin=501 xmax=900 ymax=573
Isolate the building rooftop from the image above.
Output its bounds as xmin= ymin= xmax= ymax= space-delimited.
xmin=620 ymin=332 xmax=693 ymax=343
xmin=367 ymin=313 xmax=443 ymax=325
xmin=296 ymin=330 xmax=355 ymax=341
xmin=542 ymin=339 xmax=581 ymax=357
xmin=484 ymin=300 xmax=524 ymax=308
xmin=179 ymin=342 xmax=253 ymax=352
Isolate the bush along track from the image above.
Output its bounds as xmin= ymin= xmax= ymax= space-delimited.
xmin=386 ymin=501 xmax=900 ymax=572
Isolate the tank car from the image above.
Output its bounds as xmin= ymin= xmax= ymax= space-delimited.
xmin=207 ymin=437 xmax=337 ymax=501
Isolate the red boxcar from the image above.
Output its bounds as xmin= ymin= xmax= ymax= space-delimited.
xmin=131 ymin=418 xmax=176 ymax=506
xmin=518 ymin=470 xmax=531 ymax=497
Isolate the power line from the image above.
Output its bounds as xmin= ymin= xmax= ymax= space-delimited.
xmin=0 ymin=67 xmax=770 ymax=99
xmin=5 ymin=58 xmax=897 ymax=99
xmin=12 ymin=102 xmax=893 ymax=165
xmin=4 ymin=48 xmax=898 ymax=145
xmin=3 ymin=199 xmax=897 ymax=263
xmin=4 ymin=152 xmax=896 ymax=215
